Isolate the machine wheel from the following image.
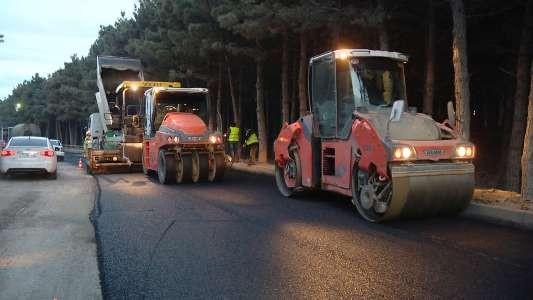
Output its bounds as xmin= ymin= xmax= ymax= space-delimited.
xmin=214 ymin=153 xmax=226 ymax=181
xmin=158 ymin=150 xmax=176 ymax=184
xmin=198 ymin=153 xmax=210 ymax=181
xmin=205 ymin=153 xmax=225 ymax=182
xmin=142 ymin=148 xmax=154 ymax=177
xmin=275 ymin=149 xmax=302 ymax=197
xmin=176 ymin=154 xmax=192 ymax=183
xmin=351 ymin=166 xmax=392 ymax=223
xmin=191 ymin=151 xmax=201 ymax=183
xmin=48 ymin=171 xmax=57 ymax=180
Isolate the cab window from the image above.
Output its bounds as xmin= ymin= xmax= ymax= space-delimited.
xmin=311 ymin=54 xmax=336 ymax=138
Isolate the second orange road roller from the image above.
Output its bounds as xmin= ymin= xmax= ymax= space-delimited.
xmin=141 ymin=86 xmax=226 ymax=184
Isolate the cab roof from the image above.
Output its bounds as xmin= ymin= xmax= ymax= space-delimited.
xmin=115 ymin=81 xmax=182 ymax=93
xmin=144 ymin=87 xmax=209 ymax=95
xmin=311 ymin=49 xmax=409 ymax=63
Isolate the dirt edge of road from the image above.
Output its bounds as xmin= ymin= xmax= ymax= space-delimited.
xmin=89 ymin=174 xmax=108 ymax=300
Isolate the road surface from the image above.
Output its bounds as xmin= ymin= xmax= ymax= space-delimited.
xmin=0 ymin=161 xmax=101 ymax=300
xmin=72 ymin=154 xmax=533 ymax=299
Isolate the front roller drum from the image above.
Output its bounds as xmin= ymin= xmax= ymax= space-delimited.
xmin=353 ymin=162 xmax=475 ymax=222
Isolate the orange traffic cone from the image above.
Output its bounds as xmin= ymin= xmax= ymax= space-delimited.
xmin=78 ymin=158 xmax=83 ymax=169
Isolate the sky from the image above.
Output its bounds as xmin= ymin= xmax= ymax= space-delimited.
xmin=0 ymin=0 xmax=137 ymax=99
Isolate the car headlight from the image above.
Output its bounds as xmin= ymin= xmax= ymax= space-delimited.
xmin=455 ymin=144 xmax=475 ymax=159
xmin=392 ymin=145 xmax=416 ymax=161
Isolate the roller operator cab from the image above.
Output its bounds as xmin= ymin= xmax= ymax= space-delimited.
xmin=274 ymin=49 xmax=475 ymax=222
xmin=142 ymin=87 xmax=225 ymax=184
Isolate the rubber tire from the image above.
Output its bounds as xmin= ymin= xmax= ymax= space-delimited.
xmin=275 ymin=149 xmax=302 ymax=197
xmin=49 ymin=171 xmax=57 ymax=180
xmin=176 ymin=154 xmax=193 ymax=183
xmin=212 ymin=153 xmax=225 ymax=182
xmin=158 ymin=150 xmax=176 ymax=184
xmin=191 ymin=151 xmax=200 ymax=183
xmin=142 ymin=148 xmax=154 ymax=177
xmin=351 ymin=167 xmax=385 ymax=223
xmin=199 ymin=153 xmax=210 ymax=181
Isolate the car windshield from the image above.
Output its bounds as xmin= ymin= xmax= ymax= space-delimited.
xmin=9 ymin=137 xmax=48 ymax=147
xmin=50 ymin=140 xmax=60 ymax=146
xmin=350 ymin=58 xmax=407 ymax=108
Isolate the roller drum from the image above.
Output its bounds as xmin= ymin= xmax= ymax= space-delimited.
xmin=383 ymin=162 xmax=474 ymax=221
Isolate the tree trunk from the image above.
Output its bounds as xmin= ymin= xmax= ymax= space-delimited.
xmin=377 ymin=0 xmax=389 ymax=51
xmin=238 ymin=66 xmax=244 ymax=128
xmin=423 ymin=0 xmax=435 ymax=116
xmin=207 ymin=79 xmax=215 ymax=131
xmin=46 ymin=119 xmax=50 ymax=137
xmin=216 ymin=61 xmax=223 ymax=129
xmin=378 ymin=23 xmax=389 ymax=51
xmin=55 ymin=120 xmax=60 ymax=140
xmin=298 ymin=32 xmax=308 ymax=117
xmin=521 ymin=62 xmax=533 ymax=202
xmin=450 ymin=0 xmax=471 ymax=139
xmin=256 ymin=57 xmax=268 ymax=163
xmin=225 ymin=54 xmax=240 ymax=128
xmin=331 ymin=24 xmax=341 ymax=50
xmin=281 ymin=30 xmax=291 ymax=124
xmin=505 ymin=0 xmax=533 ymax=191
xmin=291 ymin=56 xmax=299 ymax=122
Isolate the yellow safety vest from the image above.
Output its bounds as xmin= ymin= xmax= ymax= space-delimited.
xmin=246 ymin=133 xmax=258 ymax=146
xmin=228 ymin=126 xmax=240 ymax=142
xmin=84 ymin=136 xmax=93 ymax=149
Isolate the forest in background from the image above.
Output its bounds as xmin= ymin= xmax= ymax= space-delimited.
xmin=0 ymin=0 xmax=532 ymax=197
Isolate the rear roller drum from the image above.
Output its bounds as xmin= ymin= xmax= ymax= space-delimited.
xmin=158 ymin=150 xmax=176 ymax=184
xmin=351 ymin=167 xmax=392 ymax=223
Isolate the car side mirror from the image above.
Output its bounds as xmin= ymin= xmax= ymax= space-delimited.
xmin=447 ymin=101 xmax=456 ymax=126
xmin=389 ymin=100 xmax=405 ymax=122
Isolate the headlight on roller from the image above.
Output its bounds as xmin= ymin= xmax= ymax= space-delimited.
xmin=392 ymin=145 xmax=416 ymax=161
xmin=455 ymin=144 xmax=475 ymax=159
xmin=209 ymin=134 xmax=222 ymax=144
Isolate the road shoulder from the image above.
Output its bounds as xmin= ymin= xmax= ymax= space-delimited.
xmin=0 ymin=162 xmax=102 ymax=299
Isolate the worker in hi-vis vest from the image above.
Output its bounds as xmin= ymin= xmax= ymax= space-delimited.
xmin=83 ymin=131 xmax=92 ymax=158
xmin=243 ymin=129 xmax=259 ymax=165
xmin=226 ymin=122 xmax=240 ymax=161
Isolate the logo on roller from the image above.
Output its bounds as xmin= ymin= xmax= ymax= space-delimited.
xmin=424 ymin=149 xmax=443 ymax=155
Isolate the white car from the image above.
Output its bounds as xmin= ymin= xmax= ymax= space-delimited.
xmin=50 ymin=139 xmax=65 ymax=161
xmin=0 ymin=136 xmax=57 ymax=179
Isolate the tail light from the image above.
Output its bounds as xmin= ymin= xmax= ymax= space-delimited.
xmin=40 ymin=150 xmax=55 ymax=157
xmin=1 ymin=149 xmax=16 ymax=157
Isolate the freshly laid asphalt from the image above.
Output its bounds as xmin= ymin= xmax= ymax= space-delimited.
xmin=68 ymin=153 xmax=533 ymax=299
